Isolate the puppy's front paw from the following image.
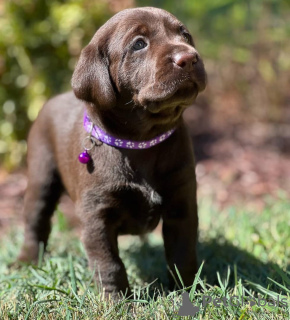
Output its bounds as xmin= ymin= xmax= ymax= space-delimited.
xmin=95 ymin=279 xmax=132 ymax=300
xmin=100 ymin=286 xmax=132 ymax=301
xmin=17 ymin=243 xmax=40 ymax=265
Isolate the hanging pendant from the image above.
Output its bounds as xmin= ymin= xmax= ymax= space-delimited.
xmin=78 ymin=150 xmax=91 ymax=164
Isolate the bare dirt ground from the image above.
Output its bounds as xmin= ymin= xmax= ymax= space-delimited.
xmin=185 ymin=103 xmax=290 ymax=209
xmin=1 ymin=100 xmax=290 ymax=232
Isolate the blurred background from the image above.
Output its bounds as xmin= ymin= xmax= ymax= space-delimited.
xmin=0 ymin=0 xmax=290 ymax=227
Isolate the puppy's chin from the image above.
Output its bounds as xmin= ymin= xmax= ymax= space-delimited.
xmin=147 ymin=104 xmax=185 ymax=125
xmin=148 ymin=87 xmax=197 ymax=111
xmin=134 ymin=85 xmax=198 ymax=125
xmin=136 ymin=81 xmax=198 ymax=109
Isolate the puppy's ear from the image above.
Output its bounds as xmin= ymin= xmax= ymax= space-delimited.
xmin=71 ymin=44 xmax=116 ymax=109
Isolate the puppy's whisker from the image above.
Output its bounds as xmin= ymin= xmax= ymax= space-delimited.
xmin=125 ymin=100 xmax=133 ymax=105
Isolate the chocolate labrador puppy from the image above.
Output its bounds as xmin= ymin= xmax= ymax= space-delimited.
xmin=18 ymin=7 xmax=206 ymax=296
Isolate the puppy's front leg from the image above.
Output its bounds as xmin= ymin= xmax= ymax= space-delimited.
xmin=79 ymin=204 xmax=130 ymax=297
xmin=162 ymin=185 xmax=198 ymax=290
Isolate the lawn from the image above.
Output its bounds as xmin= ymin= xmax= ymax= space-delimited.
xmin=0 ymin=194 xmax=289 ymax=319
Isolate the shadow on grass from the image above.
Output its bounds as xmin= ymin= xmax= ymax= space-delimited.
xmin=198 ymin=240 xmax=289 ymax=291
xmin=124 ymin=238 xmax=289 ymax=294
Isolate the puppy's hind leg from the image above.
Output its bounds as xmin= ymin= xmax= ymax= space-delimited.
xmin=18 ymin=134 xmax=63 ymax=264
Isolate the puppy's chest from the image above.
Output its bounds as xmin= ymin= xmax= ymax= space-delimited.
xmin=90 ymin=155 xmax=163 ymax=233
xmin=106 ymin=160 xmax=162 ymax=209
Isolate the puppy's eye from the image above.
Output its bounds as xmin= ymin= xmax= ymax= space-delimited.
xmin=133 ymin=39 xmax=147 ymax=51
xmin=179 ymin=26 xmax=191 ymax=44
xmin=182 ymin=32 xmax=191 ymax=43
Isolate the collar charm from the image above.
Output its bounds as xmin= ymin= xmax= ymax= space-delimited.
xmin=78 ymin=122 xmax=95 ymax=164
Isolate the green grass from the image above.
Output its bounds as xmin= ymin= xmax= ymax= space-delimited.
xmin=0 ymin=194 xmax=290 ymax=319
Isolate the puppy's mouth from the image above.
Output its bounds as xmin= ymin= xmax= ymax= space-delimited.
xmin=148 ymin=104 xmax=185 ymax=124
xmin=136 ymin=79 xmax=199 ymax=114
xmin=140 ymin=83 xmax=198 ymax=124
xmin=147 ymin=85 xmax=197 ymax=111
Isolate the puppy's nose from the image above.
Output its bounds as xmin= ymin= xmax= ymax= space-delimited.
xmin=173 ymin=52 xmax=198 ymax=71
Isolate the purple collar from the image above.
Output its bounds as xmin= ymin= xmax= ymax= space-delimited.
xmin=83 ymin=112 xmax=175 ymax=149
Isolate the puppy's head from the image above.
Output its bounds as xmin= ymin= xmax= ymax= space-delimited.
xmin=72 ymin=7 xmax=206 ymax=126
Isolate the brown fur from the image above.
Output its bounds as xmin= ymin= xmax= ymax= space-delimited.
xmin=18 ymin=7 xmax=207 ymax=296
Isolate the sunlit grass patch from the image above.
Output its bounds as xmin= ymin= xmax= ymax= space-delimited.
xmin=0 ymin=195 xmax=289 ymax=319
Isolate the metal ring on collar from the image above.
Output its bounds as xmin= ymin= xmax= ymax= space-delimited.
xmin=82 ymin=136 xmax=95 ymax=151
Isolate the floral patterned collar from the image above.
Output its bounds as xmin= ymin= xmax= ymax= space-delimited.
xmin=83 ymin=111 xmax=176 ymax=150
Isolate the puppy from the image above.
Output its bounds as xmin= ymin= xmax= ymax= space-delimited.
xmin=18 ymin=7 xmax=207 ymax=296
